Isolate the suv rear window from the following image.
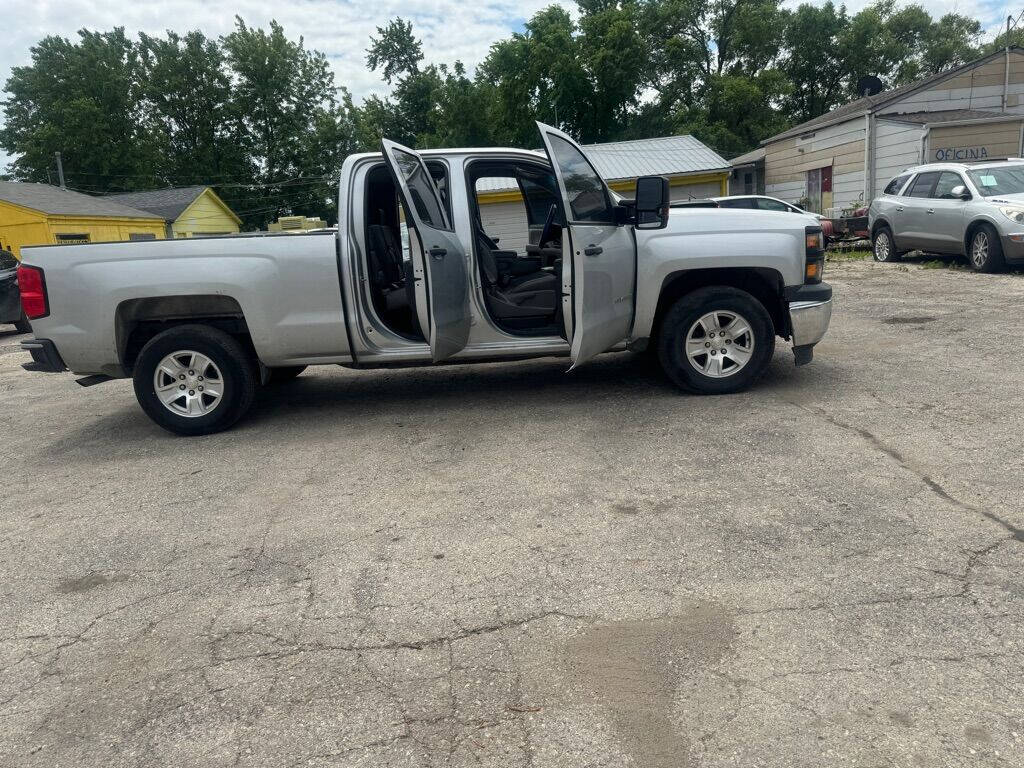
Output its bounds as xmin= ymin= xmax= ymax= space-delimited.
xmin=884 ymin=174 xmax=911 ymax=195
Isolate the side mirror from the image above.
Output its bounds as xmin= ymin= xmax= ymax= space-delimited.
xmin=951 ymin=185 xmax=971 ymax=200
xmin=634 ymin=175 xmax=670 ymax=229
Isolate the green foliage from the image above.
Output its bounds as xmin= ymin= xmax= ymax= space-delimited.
xmin=0 ymin=2 xmax=990 ymax=227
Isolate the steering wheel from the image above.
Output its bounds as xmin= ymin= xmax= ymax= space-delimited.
xmin=538 ymin=204 xmax=558 ymax=248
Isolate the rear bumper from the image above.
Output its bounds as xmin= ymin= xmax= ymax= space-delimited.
xmin=785 ymin=283 xmax=833 ymax=365
xmin=20 ymin=338 xmax=68 ymax=373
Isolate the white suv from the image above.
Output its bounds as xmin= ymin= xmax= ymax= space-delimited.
xmin=868 ymin=160 xmax=1024 ymax=272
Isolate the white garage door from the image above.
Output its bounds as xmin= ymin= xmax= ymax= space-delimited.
xmin=477 ymin=198 xmax=530 ymax=254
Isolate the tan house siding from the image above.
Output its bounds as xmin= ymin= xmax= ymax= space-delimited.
xmin=883 ymin=51 xmax=1024 ymax=115
xmin=764 ymin=117 xmax=866 ymax=209
xmin=926 ymin=120 xmax=1023 ymax=163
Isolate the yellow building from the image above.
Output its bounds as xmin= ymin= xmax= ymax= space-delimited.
xmin=0 ymin=182 xmax=166 ymax=258
xmin=107 ymin=186 xmax=241 ymax=238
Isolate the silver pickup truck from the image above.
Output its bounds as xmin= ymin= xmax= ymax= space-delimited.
xmin=19 ymin=123 xmax=833 ymax=435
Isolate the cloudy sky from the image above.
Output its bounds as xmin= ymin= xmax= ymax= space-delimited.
xmin=0 ymin=0 xmax=1014 ymax=169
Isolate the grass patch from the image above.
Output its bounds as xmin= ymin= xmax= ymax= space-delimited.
xmin=920 ymin=258 xmax=968 ymax=271
xmin=826 ymin=249 xmax=870 ymax=262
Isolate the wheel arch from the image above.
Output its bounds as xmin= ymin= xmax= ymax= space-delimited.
xmin=871 ymin=218 xmax=891 ymax=236
xmin=651 ymin=267 xmax=788 ymax=347
xmin=963 ymin=217 xmax=998 ymax=256
xmin=116 ymin=295 xmax=254 ymax=373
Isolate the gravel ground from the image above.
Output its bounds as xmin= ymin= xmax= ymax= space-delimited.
xmin=1 ymin=258 xmax=1022 ymax=767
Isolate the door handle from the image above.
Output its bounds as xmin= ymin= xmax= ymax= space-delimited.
xmin=428 ymin=246 xmax=447 ymax=260
xmin=896 ymin=206 xmax=904 ymax=212
xmin=926 ymin=209 xmax=935 ymax=214
xmin=584 ymin=245 xmax=603 ymax=256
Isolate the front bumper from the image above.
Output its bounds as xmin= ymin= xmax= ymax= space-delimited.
xmin=20 ymin=338 xmax=67 ymax=373
xmin=785 ymin=283 xmax=833 ymax=365
xmin=1000 ymin=233 xmax=1024 ymax=264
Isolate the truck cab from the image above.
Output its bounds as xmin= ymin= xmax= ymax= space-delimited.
xmin=20 ymin=122 xmax=833 ymax=435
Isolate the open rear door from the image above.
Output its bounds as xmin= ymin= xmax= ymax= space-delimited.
xmin=381 ymin=139 xmax=471 ymax=362
xmin=536 ymin=123 xmax=636 ymax=368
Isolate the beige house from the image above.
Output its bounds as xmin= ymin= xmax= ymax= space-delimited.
xmin=760 ymin=47 xmax=1024 ymax=214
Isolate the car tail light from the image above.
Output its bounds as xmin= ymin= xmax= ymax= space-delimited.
xmin=804 ymin=226 xmax=825 ymax=284
xmin=18 ymin=264 xmax=48 ymax=319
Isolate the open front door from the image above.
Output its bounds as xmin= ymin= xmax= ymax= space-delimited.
xmin=536 ymin=123 xmax=636 ymax=368
xmin=381 ymin=139 xmax=471 ymax=362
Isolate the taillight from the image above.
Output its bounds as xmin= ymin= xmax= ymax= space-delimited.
xmin=18 ymin=264 xmax=48 ymax=319
xmin=804 ymin=226 xmax=825 ymax=284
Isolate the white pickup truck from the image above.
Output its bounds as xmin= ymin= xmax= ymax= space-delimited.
xmin=19 ymin=123 xmax=833 ymax=435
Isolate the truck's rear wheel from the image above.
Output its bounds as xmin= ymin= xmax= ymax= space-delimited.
xmin=132 ymin=325 xmax=256 ymax=436
xmin=657 ymin=286 xmax=774 ymax=395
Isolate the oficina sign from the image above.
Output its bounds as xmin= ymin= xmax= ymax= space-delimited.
xmin=933 ymin=146 xmax=989 ymax=161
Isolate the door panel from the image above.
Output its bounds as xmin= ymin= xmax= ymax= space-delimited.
xmin=536 ymin=122 xmax=636 ymax=368
xmin=897 ymin=172 xmax=939 ymax=251
xmin=921 ymin=172 xmax=968 ymax=253
xmin=381 ymin=139 xmax=470 ymax=362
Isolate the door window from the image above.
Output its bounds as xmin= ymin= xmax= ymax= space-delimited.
xmin=546 ymin=135 xmax=613 ymax=223
xmin=390 ymin=148 xmax=450 ymax=230
xmin=717 ymin=198 xmax=757 ymax=209
xmin=932 ymin=172 xmax=966 ymax=199
xmin=756 ymin=198 xmax=790 ymax=212
xmin=906 ymin=172 xmax=939 ymax=198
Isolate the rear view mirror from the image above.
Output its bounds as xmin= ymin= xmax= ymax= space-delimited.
xmin=950 ymin=185 xmax=971 ymax=200
xmin=634 ymin=176 xmax=670 ymax=229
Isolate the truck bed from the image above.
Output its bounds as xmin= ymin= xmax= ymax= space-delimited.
xmin=20 ymin=230 xmax=350 ymax=376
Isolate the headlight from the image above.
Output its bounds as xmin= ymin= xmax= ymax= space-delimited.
xmin=998 ymin=206 xmax=1024 ymax=223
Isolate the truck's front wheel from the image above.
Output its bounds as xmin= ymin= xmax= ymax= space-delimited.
xmin=133 ymin=325 xmax=256 ymax=436
xmin=657 ymin=287 xmax=774 ymax=395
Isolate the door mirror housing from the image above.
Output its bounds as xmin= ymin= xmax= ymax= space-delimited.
xmin=634 ymin=175 xmax=670 ymax=229
xmin=950 ymin=185 xmax=971 ymax=200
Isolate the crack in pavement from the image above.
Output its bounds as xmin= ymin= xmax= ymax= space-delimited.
xmin=781 ymin=398 xmax=1024 ymax=542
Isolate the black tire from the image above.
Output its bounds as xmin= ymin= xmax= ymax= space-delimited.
xmin=872 ymin=226 xmax=900 ymax=262
xmin=266 ymin=365 xmax=307 ymax=384
xmin=132 ymin=324 xmax=256 ymax=436
xmin=967 ymin=224 xmax=1005 ymax=273
xmin=656 ymin=286 xmax=775 ymax=395
xmin=14 ymin=312 xmax=31 ymax=333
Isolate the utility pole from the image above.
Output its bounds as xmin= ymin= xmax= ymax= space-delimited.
xmin=54 ymin=152 xmax=65 ymax=190
xmin=1005 ymin=15 xmax=1012 ymax=112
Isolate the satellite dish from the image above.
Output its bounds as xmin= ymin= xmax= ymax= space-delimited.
xmin=857 ymin=75 xmax=884 ymax=97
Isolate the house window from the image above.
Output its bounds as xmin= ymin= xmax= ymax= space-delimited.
xmin=129 ymin=233 xmax=157 ymax=241
xmin=743 ymin=172 xmax=753 ymax=195
xmin=55 ymin=233 xmax=90 ymax=244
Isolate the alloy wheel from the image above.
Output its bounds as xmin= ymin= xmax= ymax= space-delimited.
xmin=152 ymin=350 xmax=224 ymax=417
xmin=685 ymin=310 xmax=755 ymax=378
xmin=971 ymin=231 xmax=989 ymax=268
xmin=874 ymin=232 xmax=890 ymax=261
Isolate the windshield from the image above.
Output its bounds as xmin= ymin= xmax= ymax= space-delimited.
xmin=966 ymin=165 xmax=1024 ymax=196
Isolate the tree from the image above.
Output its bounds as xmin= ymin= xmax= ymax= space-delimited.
xmin=221 ymin=17 xmax=347 ymax=226
xmin=138 ymin=30 xmax=249 ymax=187
xmin=0 ymin=28 xmax=159 ymax=190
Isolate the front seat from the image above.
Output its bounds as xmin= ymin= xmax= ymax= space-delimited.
xmin=476 ymin=228 xmax=558 ymax=321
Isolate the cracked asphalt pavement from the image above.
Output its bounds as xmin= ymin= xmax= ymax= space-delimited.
xmin=1 ymin=258 xmax=1022 ymax=767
